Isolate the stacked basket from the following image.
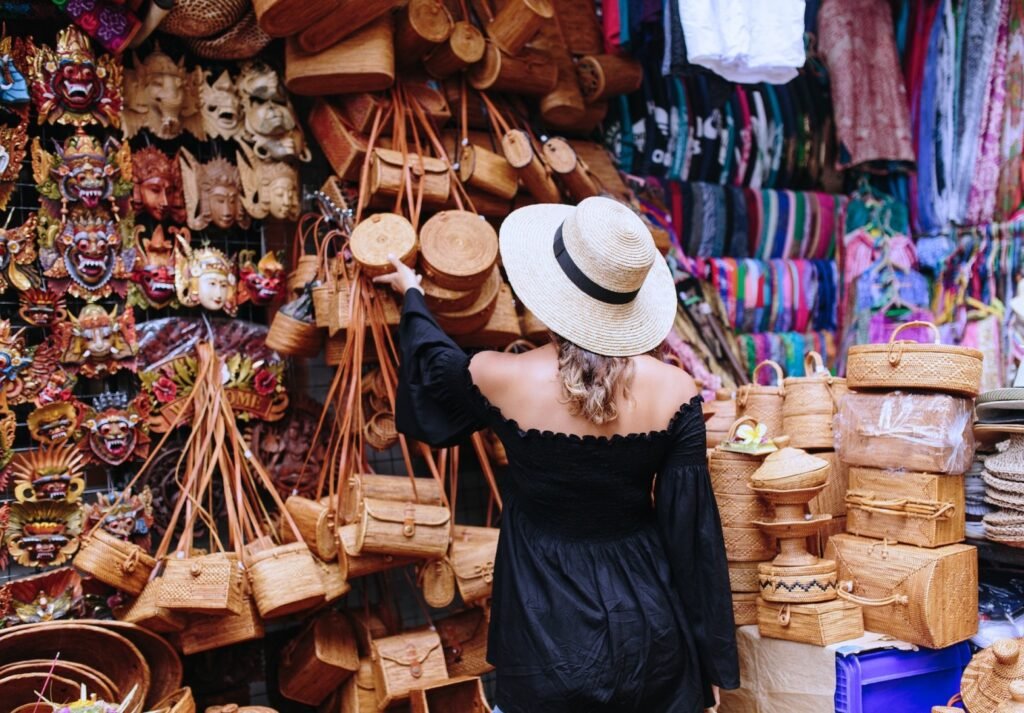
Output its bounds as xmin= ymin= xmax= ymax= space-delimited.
xmin=830 ymin=321 xmax=981 ymax=649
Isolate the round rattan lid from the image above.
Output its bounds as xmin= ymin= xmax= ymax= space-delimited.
xmin=350 ymin=213 xmax=418 ymax=276
xmin=421 ymin=273 xmax=481 ymax=313
xmin=750 ymin=447 xmax=829 ymax=490
xmin=963 ymin=639 xmax=1024 ymax=713
xmin=434 ymin=267 xmax=500 ymax=321
xmin=468 ymin=41 xmax=502 ymax=90
xmin=407 ymin=0 xmax=455 ymax=43
xmin=420 ymin=210 xmax=499 ymax=290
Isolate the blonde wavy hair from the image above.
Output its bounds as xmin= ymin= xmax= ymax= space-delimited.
xmin=553 ymin=334 xmax=636 ymax=425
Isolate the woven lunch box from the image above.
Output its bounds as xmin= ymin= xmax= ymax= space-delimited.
xmin=736 ymin=361 xmax=785 ymax=440
xmin=846 ymin=321 xmax=983 ymax=397
xmin=757 ymin=597 xmax=864 ymax=646
xmin=708 ymin=417 xmax=771 ymax=495
xmin=757 ymin=561 xmax=838 ymax=604
xmin=782 ymin=351 xmax=847 ymax=450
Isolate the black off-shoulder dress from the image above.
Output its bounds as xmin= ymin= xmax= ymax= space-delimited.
xmin=396 ymin=289 xmax=740 ymax=713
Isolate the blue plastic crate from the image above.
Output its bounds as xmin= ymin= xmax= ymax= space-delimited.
xmin=835 ymin=643 xmax=972 ymax=713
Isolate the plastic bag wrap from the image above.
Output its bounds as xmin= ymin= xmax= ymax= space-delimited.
xmin=834 ymin=391 xmax=974 ymax=474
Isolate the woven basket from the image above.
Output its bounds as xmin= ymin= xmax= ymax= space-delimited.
xmin=826 ymin=533 xmax=978 ymax=649
xmin=0 ymin=661 xmax=115 ymax=704
xmin=266 ymin=310 xmax=323 ymax=359
xmin=150 ymin=688 xmax=196 ymax=713
xmin=178 ymin=591 xmax=265 ymax=656
xmin=365 ymin=410 xmax=399 ymax=451
xmin=750 ymin=446 xmax=830 ymax=491
xmin=433 ymin=268 xmax=501 ymax=336
xmin=340 ymin=523 xmax=420 ymax=579
xmin=367 ymin=148 xmax=451 ymax=208
xmin=284 ymin=17 xmax=395 ymax=96
xmin=757 ymin=561 xmax=838 ymax=604
xmin=436 ymin=607 xmax=493 ymax=679
xmin=296 ymin=0 xmax=402 ymax=54
xmin=424 ymin=20 xmax=486 ymax=78
xmin=961 ymin=639 xmax=1024 ymax=713
xmin=356 ymin=498 xmax=451 ymax=559
xmin=846 ymin=321 xmax=983 ymax=397
xmin=74 ymin=528 xmax=156 ymax=596
xmin=575 ymin=54 xmax=644 ymax=102
xmin=370 ymin=629 xmax=449 ymax=709
xmin=737 ymin=361 xmax=785 ymax=440
xmin=419 ymin=211 xmax=499 ymax=291
xmin=408 ymin=675 xmax=489 ymax=712
xmin=782 ymin=351 xmax=847 ymax=450
xmin=114 ymin=579 xmax=187 ymax=634
xmin=728 ymin=561 xmax=762 ymax=593
xmin=279 ymin=610 xmax=360 ymax=706
xmin=723 ymin=526 xmax=775 ymax=563
xmin=716 ymin=492 xmax=772 ymax=528
xmin=343 ymin=473 xmax=445 ymax=525
xmin=756 ymin=597 xmax=864 ymax=646
xmin=553 ymin=0 xmax=604 ymax=54
xmin=458 ymin=143 xmax=519 ymax=200
xmin=287 ymin=255 xmax=320 ymax=297
xmin=316 ymin=557 xmax=351 ymax=603
xmin=157 ymin=552 xmax=244 ymax=615
xmin=732 ymin=592 xmax=759 ymax=626
xmin=282 ymin=496 xmax=339 ymax=561
xmin=468 ymin=42 xmax=557 ymax=95
xmin=846 ymin=467 xmax=965 ymax=548
xmin=420 ymin=558 xmax=457 ymax=608
xmin=350 ymin=213 xmax=418 ymax=278
xmin=422 ymin=275 xmax=482 ymax=313
xmin=164 ymin=0 xmax=249 ymax=37
xmin=308 ymin=100 xmax=368 ymax=182
xmin=451 ymin=525 xmax=499 ymax=605
xmin=487 ymin=0 xmax=553 ymax=54
xmin=709 ymin=417 xmax=770 ymax=495
xmin=808 ymin=452 xmax=849 ymax=518
xmin=453 ymin=283 xmax=523 ymax=350
xmin=184 ymin=10 xmax=272 ymax=60
xmin=248 ymin=542 xmax=326 ymax=619
xmin=252 ymin=0 xmax=331 ymax=37
xmin=395 ymin=0 xmax=454 ymax=63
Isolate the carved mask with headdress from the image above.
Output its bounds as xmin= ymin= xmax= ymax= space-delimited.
xmin=179 ymin=148 xmax=250 ymax=231
xmin=174 ymin=232 xmax=238 ymax=315
xmin=28 ymin=26 xmax=122 ymax=127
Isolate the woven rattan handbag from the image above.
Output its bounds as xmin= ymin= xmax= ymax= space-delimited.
xmin=782 ymin=351 xmax=847 ymax=450
xmin=341 ymin=523 xmax=420 ymax=579
xmin=177 ymin=587 xmax=265 ymax=656
xmin=113 ymin=579 xmax=186 ymax=634
xmin=408 ymin=675 xmax=491 ymax=713
xmin=418 ymin=210 xmax=499 ymax=291
xmin=370 ymin=629 xmax=450 ymax=709
xmin=437 ymin=607 xmax=493 ymax=679
xmin=826 ymin=533 xmax=978 ymax=649
xmin=708 ymin=417 xmax=771 ymax=496
xmin=344 ymin=473 xmax=445 ymax=525
xmin=451 ymin=525 xmax=499 ymax=605
xmin=756 ymin=597 xmax=864 ymax=646
xmin=74 ymin=527 xmax=156 ymax=597
xmin=356 ymin=498 xmax=451 ymax=559
xmin=736 ymin=361 xmax=785 ymax=440
xmin=278 ymin=610 xmax=360 ymax=706
xmin=846 ymin=321 xmax=983 ymax=397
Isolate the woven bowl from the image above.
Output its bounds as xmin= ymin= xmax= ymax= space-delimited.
xmin=750 ymin=447 xmax=830 ymax=491
xmin=962 ymin=638 xmax=1024 ymax=713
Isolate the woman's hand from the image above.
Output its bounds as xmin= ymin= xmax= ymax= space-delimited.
xmin=372 ymin=254 xmax=423 ymax=295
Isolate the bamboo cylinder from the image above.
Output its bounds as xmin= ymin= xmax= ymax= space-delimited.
xmin=540 ymin=46 xmax=587 ymax=126
xmin=282 ymin=495 xmax=339 ymax=562
xmin=487 ymin=0 xmax=554 ymax=55
xmin=469 ymin=41 xmax=558 ymax=95
xmin=284 ymin=17 xmax=395 ymax=96
xmin=253 ymin=0 xmax=335 ymax=38
xmin=576 ymin=54 xmax=644 ymax=102
xmin=458 ymin=143 xmax=518 ymax=200
xmin=501 ymin=129 xmax=561 ymax=203
xmin=296 ymin=0 xmax=403 ymax=54
xmin=344 ymin=473 xmax=444 ymax=524
xmin=425 ymin=21 xmax=486 ymax=79
xmin=396 ymin=0 xmax=454 ymax=65
xmin=542 ymin=137 xmax=599 ymax=201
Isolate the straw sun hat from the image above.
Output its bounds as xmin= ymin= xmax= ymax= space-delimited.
xmin=499 ymin=196 xmax=676 ymax=357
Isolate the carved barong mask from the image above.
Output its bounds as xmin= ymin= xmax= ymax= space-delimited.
xmin=129 ymin=225 xmax=178 ymax=309
xmin=201 ymin=69 xmax=242 ymax=140
xmin=5 ymin=568 xmax=82 ymax=624
xmin=7 ymin=501 xmax=83 ymax=567
xmin=28 ymin=26 xmax=122 ymax=127
xmin=238 ymin=250 xmax=285 ymax=306
xmin=174 ymin=233 xmax=238 ymax=315
xmin=0 ymin=214 xmax=38 ymax=293
xmin=180 ymin=148 xmax=250 ymax=231
xmin=11 ymin=443 xmax=87 ymax=503
xmin=81 ymin=391 xmax=150 ymax=466
xmin=237 ymin=61 xmax=310 ymax=162
xmin=43 ymin=206 xmax=134 ymax=301
xmin=28 ymin=399 xmax=83 ymax=446
xmin=124 ymin=44 xmax=204 ymax=140
xmin=237 ymin=144 xmax=300 ymax=222
xmin=33 ymin=128 xmax=132 ymax=220
xmin=85 ymin=487 xmax=153 ymax=546
xmin=0 ymin=320 xmax=61 ymax=405
xmin=55 ymin=304 xmax=138 ymax=378
xmin=19 ymin=286 xmax=69 ymax=328
xmin=132 ymin=146 xmax=185 ymax=223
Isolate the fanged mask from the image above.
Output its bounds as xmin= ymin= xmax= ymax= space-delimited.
xmin=201 ymin=69 xmax=242 ymax=140
xmin=179 ymin=148 xmax=250 ymax=231
xmin=85 ymin=486 xmax=153 ymax=545
xmin=237 ymin=144 xmax=300 ymax=222
xmin=237 ymin=61 xmax=310 ymax=162
xmin=0 ymin=111 xmax=28 ymax=212
xmin=33 ymin=128 xmax=132 ymax=217
xmin=6 ymin=501 xmax=84 ymax=567
xmin=174 ymin=232 xmax=238 ymax=315
xmin=123 ymin=44 xmax=204 ymax=141
xmin=55 ymin=304 xmax=138 ymax=378
xmin=238 ymin=250 xmax=285 ymax=306
xmin=129 ymin=225 xmax=177 ymax=309
xmin=132 ymin=146 xmax=185 ymax=223
xmin=43 ymin=206 xmax=134 ymax=301
xmin=0 ymin=213 xmax=38 ymax=293
xmin=0 ymin=320 xmax=61 ymax=406
xmin=81 ymin=391 xmax=150 ymax=466
xmin=28 ymin=400 xmax=82 ymax=446
xmin=11 ymin=443 xmax=87 ymax=503
xmin=28 ymin=26 xmax=122 ymax=127
xmin=6 ymin=568 xmax=82 ymax=625
xmin=18 ymin=286 xmax=69 ymax=328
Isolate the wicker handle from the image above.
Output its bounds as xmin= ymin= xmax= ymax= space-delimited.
xmin=846 ymin=491 xmax=955 ymax=520
xmin=752 ymin=360 xmax=785 ymax=387
xmin=837 ymin=580 xmax=908 ymax=607
xmin=889 ymin=320 xmax=941 ymax=345
xmin=725 ymin=416 xmax=760 ymax=442
xmin=804 ymin=351 xmax=827 ymax=376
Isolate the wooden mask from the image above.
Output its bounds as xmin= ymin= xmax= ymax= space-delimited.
xmin=238 ymin=249 xmax=285 ymax=306
xmin=54 ymin=303 xmax=139 ymax=378
xmin=11 ymin=443 xmax=86 ymax=503
xmin=40 ymin=205 xmax=135 ymax=301
xmin=236 ymin=60 xmax=310 ymax=162
xmin=18 ymin=285 xmax=69 ymax=329
xmin=131 ymin=146 xmax=186 ymax=223
xmin=32 ymin=127 xmax=132 ymax=223
xmin=80 ymin=391 xmax=151 ymax=466
xmin=237 ymin=144 xmax=300 ymax=222
xmin=128 ymin=225 xmax=178 ymax=309
xmin=28 ymin=26 xmax=122 ymax=127
xmin=179 ymin=147 xmax=251 ymax=231
xmin=6 ymin=501 xmax=84 ymax=567
xmin=0 ymin=319 xmax=62 ymax=406
xmin=27 ymin=398 xmax=84 ymax=446
xmin=0 ymin=213 xmax=38 ymax=293
xmin=123 ymin=44 xmax=204 ymax=140
xmin=173 ymin=231 xmax=238 ymax=316
xmin=84 ymin=486 xmax=154 ymax=549
xmin=201 ymin=69 xmax=243 ymax=140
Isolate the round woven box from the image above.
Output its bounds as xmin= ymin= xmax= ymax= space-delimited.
xmin=421 ymin=274 xmax=482 ymax=313
xmin=709 ymin=417 xmax=771 ymax=495
xmin=757 ymin=560 xmax=838 ymax=604
xmin=782 ymin=351 xmax=847 ymax=450
xmin=750 ymin=445 xmax=830 ymax=491
xmin=350 ymin=213 xmax=418 ymax=277
xmin=419 ymin=210 xmax=499 ymax=290
xmin=723 ymin=526 xmax=775 ymax=562
xmin=716 ymin=493 xmax=772 ymax=528
xmin=737 ymin=361 xmax=786 ymax=440
xmin=434 ymin=268 xmax=501 ymax=335
xmin=732 ymin=592 xmax=759 ymax=626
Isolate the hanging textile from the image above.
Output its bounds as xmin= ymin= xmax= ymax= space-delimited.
xmin=817 ymin=0 xmax=916 ymax=170
xmin=998 ymin=0 xmax=1024 ymax=220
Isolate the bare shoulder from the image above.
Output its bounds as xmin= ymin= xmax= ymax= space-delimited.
xmin=635 ymin=356 xmax=700 ymax=406
xmin=469 ymin=347 xmax=545 ymax=391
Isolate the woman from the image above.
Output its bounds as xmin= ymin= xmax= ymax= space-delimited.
xmin=375 ymin=197 xmax=739 ymax=713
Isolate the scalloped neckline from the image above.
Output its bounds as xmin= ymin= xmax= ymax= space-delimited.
xmin=469 ymin=379 xmax=703 ymax=445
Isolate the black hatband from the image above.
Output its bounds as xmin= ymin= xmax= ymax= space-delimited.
xmin=552 ymin=222 xmax=640 ymax=305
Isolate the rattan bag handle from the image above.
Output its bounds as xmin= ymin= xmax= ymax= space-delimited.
xmin=837 ymin=580 xmax=909 ymax=607
xmin=803 ymin=350 xmax=828 ymax=377
xmin=725 ymin=416 xmax=760 ymax=442
xmin=751 ymin=360 xmax=785 ymax=387
xmin=887 ymin=320 xmax=941 ymax=366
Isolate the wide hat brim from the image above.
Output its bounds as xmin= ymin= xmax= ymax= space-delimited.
xmin=499 ymin=203 xmax=677 ymax=357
